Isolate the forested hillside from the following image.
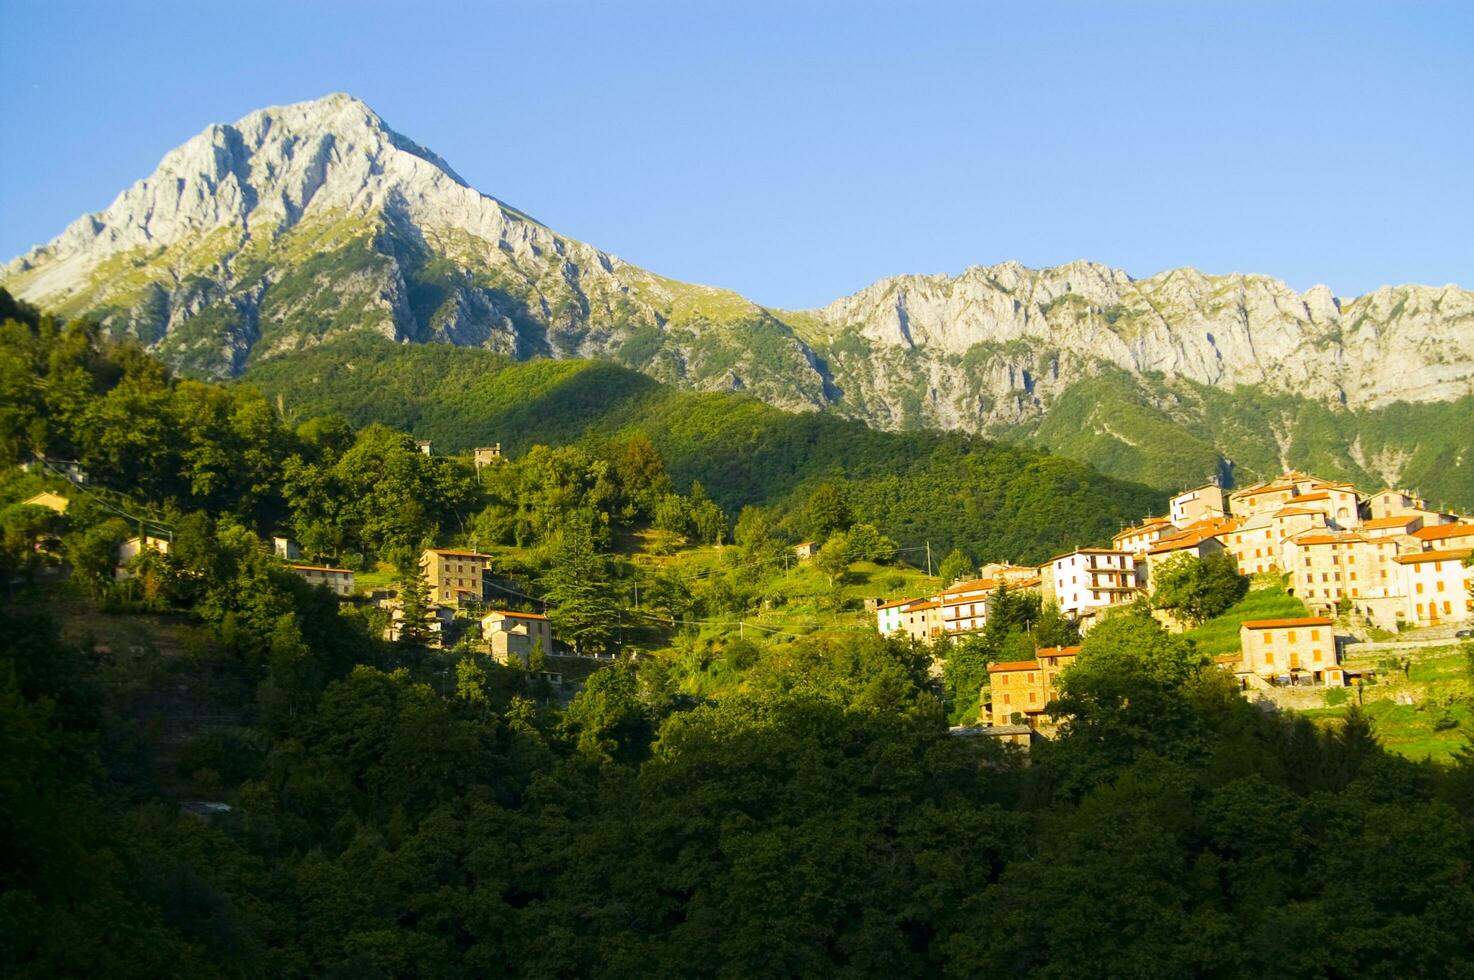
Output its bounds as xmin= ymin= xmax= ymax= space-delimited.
xmin=5 ymin=293 xmax=1474 ymax=978
xmin=1000 ymin=368 xmax=1474 ymax=513
xmin=242 ymin=334 xmax=1164 ymax=564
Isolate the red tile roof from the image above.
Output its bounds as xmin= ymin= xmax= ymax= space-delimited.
xmin=1394 ymin=548 xmax=1472 ymax=565
xmin=1241 ymin=616 xmax=1334 ymax=629
xmin=1412 ymin=524 xmax=1474 ymax=543
xmin=290 ymin=564 xmax=353 ymax=574
xmin=988 ymin=659 xmax=1040 ymax=673
xmin=1361 ymin=515 xmax=1420 ymax=529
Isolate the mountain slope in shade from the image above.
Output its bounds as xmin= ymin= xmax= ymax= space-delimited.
xmin=5 ymin=93 xmax=1472 ymax=496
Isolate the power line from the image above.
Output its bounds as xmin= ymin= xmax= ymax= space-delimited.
xmin=32 ymin=455 xmax=174 ymax=537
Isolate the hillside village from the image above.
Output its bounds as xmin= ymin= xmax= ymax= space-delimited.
xmin=872 ymin=471 xmax=1474 ymax=739
xmin=28 ymin=456 xmax=1467 ymax=743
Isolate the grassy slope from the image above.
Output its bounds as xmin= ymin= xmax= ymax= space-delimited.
xmin=1184 ymin=582 xmax=1310 ymax=656
xmin=241 ymin=335 xmax=1166 ymax=564
xmin=1306 ymin=645 xmax=1473 ymax=761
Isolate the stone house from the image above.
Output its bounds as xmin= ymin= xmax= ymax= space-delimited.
xmin=290 ymin=564 xmax=355 ymax=596
xmin=1394 ymin=548 xmax=1473 ymax=626
xmin=419 ymin=548 xmax=492 ymax=607
xmin=986 ymin=645 xmax=1080 ymax=730
xmin=1238 ymin=617 xmax=1344 ymax=686
xmin=482 ymin=610 xmax=555 ymax=665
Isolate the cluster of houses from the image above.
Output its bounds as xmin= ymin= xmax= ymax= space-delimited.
xmin=83 ymin=503 xmax=556 ymax=668
xmin=877 ymin=471 xmax=1474 ymax=740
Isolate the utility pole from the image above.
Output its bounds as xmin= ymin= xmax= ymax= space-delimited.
xmin=926 ymin=540 xmax=933 ymax=578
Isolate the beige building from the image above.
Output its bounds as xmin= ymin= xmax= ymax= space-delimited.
xmin=1411 ymin=523 xmax=1474 ymax=553
xmin=1228 ymin=479 xmax=1299 ymax=519
xmin=1238 ymin=616 xmax=1344 ymax=686
xmin=1359 ymin=514 xmax=1424 ymax=539
xmin=1169 ymin=484 xmax=1226 ymax=525
xmin=978 ymin=562 xmax=1043 ymax=587
xmin=939 ymin=578 xmax=996 ymax=637
xmin=22 ymin=491 xmax=69 ymax=514
xmin=419 ymin=549 xmax=492 ymax=607
xmin=899 ymin=600 xmax=942 ymax=646
xmin=290 ymin=564 xmax=355 ymax=596
xmin=1367 ymin=488 xmax=1427 ymax=520
xmin=473 ymin=444 xmax=503 ymax=468
xmin=272 ymin=535 xmax=301 ymax=560
xmin=1285 ymin=532 xmax=1370 ymax=613
xmin=1394 ymin=549 xmax=1473 ymax=626
xmin=987 ymin=645 xmax=1080 ymax=729
xmin=1282 ymin=487 xmax=1362 ymax=530
xmin=1144 ymin=523 xmax=1230 ymax=589
xmin=1112 ymin=518 xmax=1178 ymax=556
xmin=385 ymin=602 xmax=455 ymax=646
xmin=1223 ymin=514 xmax=1281 ymax=575
xmin=482 ymin=610 xmax=554 ymax=665
xmin=116 ymin=534 xmax=170 ymax=578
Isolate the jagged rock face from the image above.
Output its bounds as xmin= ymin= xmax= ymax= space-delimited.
xmin=5 ymin=93 xmax=1473 ymax=433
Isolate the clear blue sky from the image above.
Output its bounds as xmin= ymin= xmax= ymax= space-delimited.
xmin=2 ymin=1 xmax=1469 ymax=307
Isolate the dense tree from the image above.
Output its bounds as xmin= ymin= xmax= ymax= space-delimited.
xmin=938 ymin=547 xmax=972 ymax=585
xmin=541 ymin=525 xmax=619 ymax=654
xmin=814 ymin=533 xmax=852 ymax=587
xmin=1151 ymin=551 xmax=1248 ymax=625
xmin=804 ymin=481 xmax=853 ymax=540
xmin=845 ymin=521 xmax=898 ymax=563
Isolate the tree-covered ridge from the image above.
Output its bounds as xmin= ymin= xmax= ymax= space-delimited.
xmin=1004 ymin=367 xmax=1474 ymax=513
xmin=5 ymin=290 xmax=1474 ymax=978
xmin=241 ymin=334 xmax=1165 ymax=564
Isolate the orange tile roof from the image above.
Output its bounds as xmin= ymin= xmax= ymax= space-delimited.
xmin=1289 ymin=490 xmax=1331 ymax=502
xmin=1014 ymin=575 xmax=1042 ymax=588
xmin=1148 ymin=530 xmax=1222 ymax=554
xmin=1273 ymin=506 xmax=1322 ymax=517
xmin=1361 ymin=515 xmax=1420 ymax=529
xmin=1114 ymin=519 xmax=1173 ymax=539
xmin=942 ymin=577 xmax=999 ymax=596
xmin=1293 ymin=533 xmax=1364 ymax=546
xmin=426 ymin=549 xmax=492 ymax=559
xmin=486 ymin=609 xmax=549 ymax=620
xmin=988 ymin=659 xmax=1040 ymax=673
xmin=290 ymin=564 xmax=353 ymax=574
xmin=1241 ymin=616 xmax=1334 ymax=629
xmin=1036 ymin=645 xmax=1081 ymax=657
xmin=1234 ymin=483 xmax=1294 ymax=497
xmin=906 ymin=601 xmax=940 ymax=611
xmin=876 ymin=596 xmax=923 ymax=610
xmin=1412 ymin=524 xmax=1474 ymax=542
xmin=1048 ymin=547 xmax=1131 ymax=562
xmin=1394 ymin=548 xmax=1473 ymax=565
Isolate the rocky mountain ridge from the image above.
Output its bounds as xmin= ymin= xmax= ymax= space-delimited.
xmin=5 ymin=94 xmax=1472 ymax=486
